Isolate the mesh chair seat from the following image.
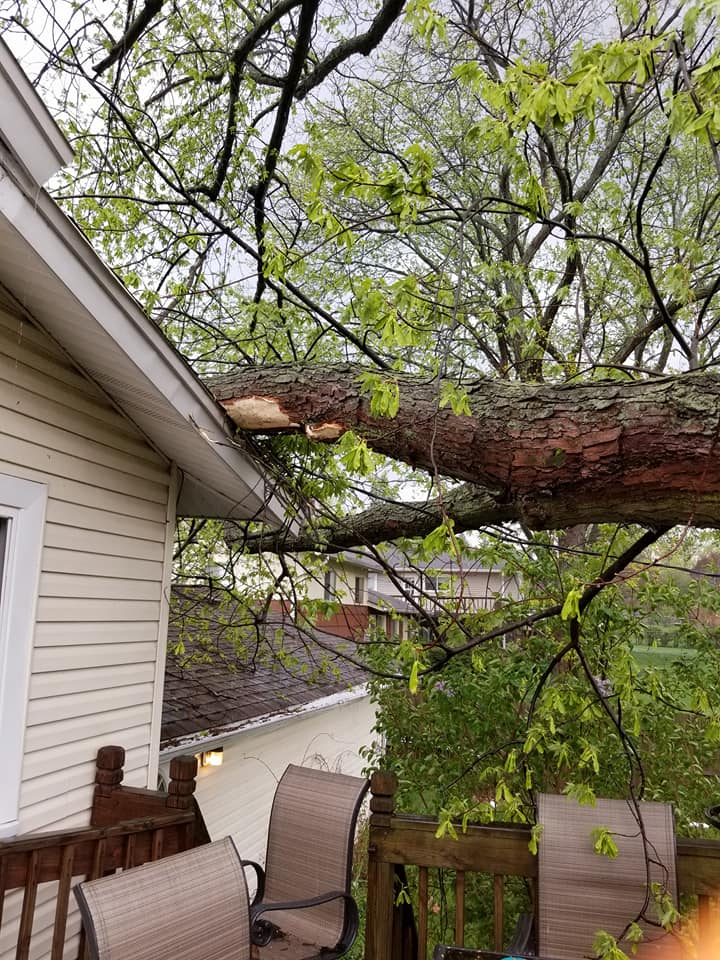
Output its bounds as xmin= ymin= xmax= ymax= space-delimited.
xmin=74 ymin=837 xmax=251 ymax=960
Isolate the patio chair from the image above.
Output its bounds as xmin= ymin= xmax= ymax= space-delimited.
xmin=534 ymin=793 xmax=679 ymax=959
xmin=243 ymin=763 xmax=370 ymax=960
xmin=74 ymin=837 xmax=251 ymax=960
xmin=434 ymin=793 xmax=680 ymax=960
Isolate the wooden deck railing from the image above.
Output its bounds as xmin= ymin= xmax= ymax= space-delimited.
xmin=0 ymin=746 xmax=209 ymax=960
xmin=364 ymin=772 xmax=720 ymax=960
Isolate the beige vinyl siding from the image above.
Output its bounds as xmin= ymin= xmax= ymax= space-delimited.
xmin=0 ymin=303 xmax=172 ymax=836
xmin=189 ymin=694 xmax=375 ymax=869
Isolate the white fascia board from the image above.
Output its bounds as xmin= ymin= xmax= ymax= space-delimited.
xmin=0 ymin=38 xmax=73 ymax=186
xmin=159 ymin=684 xmax=370 ymax=759
xmin=0 ymin=158 xmax=287 ymax=525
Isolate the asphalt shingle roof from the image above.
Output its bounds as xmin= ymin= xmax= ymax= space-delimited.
xmin=161 ymin=589 xmax=367 ymax=749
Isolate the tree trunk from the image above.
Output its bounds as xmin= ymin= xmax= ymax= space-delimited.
xmin=210 ymin=365 xmax=720 ymax=531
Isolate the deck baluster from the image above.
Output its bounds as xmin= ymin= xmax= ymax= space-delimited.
xmin=17 ymin=851 xmax=39 ymax=960
xmin=493 ymin=874 xmax=504 ymax=950
xmin=0 ymin=746 xmax=208 ymax=960
xmin=454 ymin=871 xmax=465 ymax=946
xmin=418 ymin=866 xmax=428 ymax=960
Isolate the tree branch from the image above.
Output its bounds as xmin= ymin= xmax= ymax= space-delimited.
xmin=93 ymin=0 xmax=164 ymax=74
xmin=209 ymin=363 xmax=720 ymax=530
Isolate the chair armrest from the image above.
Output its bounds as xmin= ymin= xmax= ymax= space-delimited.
xmin=252 ymin=889 xmax=353 ymax=920
xmin=241 ymin=860 xmax=265 ymax=906
xmin=251 ymin=891 xmax=359 ymax=955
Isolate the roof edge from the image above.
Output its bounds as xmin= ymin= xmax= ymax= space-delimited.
xmin=159 ymin=684 xmax=369 ymax=758
xmin=0 ymin=37 xmax=73 ymax=185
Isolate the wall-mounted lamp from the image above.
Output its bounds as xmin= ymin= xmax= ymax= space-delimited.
xmin=200 ymin=747 xmax=224 ymax=768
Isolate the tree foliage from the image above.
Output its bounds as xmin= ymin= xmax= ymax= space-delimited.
xmin=6 ymin=2 xmax=720 ymax=942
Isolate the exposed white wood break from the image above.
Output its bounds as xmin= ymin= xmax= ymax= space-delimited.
xmin=0 ymin=473 xmax=47 ymax=838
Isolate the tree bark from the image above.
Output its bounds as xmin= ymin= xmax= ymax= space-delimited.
xmin=224 ymin=483 xmax=512 ymax=552
xmin=210 ymin=365 xmax=720 ymax=531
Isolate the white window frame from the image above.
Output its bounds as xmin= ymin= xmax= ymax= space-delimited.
xmin=0 ymin=474 xmax=47 ymax=838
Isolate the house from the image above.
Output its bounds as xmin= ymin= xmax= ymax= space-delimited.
xmin=159 ymin=588 xmax=374 ymax=865
xmin=305 ymin=547 xmax=518 ymax=641
xmin=0 ymin=35 xmax=285 ymax=850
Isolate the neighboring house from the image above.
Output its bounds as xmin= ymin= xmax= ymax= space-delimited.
xmin=0 ymin=36 xmax=284 ymax=848
xmin=305 ymin=548 xmax=518 ymax=641
xmin=160 ymin=589 xmax=374 ymax=865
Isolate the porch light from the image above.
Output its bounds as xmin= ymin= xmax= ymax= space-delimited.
xmin=201 ymin=747 xmax=224 ymax=768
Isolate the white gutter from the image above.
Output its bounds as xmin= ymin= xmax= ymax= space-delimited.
xmin=159 ymin=684 xmax=370 ymax=759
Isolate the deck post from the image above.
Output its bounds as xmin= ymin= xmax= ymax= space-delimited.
xmin=93 ymin=745 xmax=125 ymax=797
xmin=365 ymin=770 xmax=398 ymax=960
xmin=90 ymin=746 xmax=126 ymax=825
xmin=166 ymin=755 xmax=199 ymax=810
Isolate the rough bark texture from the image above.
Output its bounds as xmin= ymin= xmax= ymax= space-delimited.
xmin=209 ymin=365 xmax=720 ymax=532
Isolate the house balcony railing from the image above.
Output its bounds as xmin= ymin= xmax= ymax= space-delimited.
xmin=364 ymin=772 xmax=720 ymax=960
xmin=0 ymin=746 xmax=208 ymax=960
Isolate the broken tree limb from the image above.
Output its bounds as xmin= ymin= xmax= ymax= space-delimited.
xmin=209 ymin=364 xmax=720 ymax=531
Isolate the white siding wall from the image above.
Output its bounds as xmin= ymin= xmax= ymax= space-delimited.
xmin=189 ymin=694 xmax=376 ymax=868
xmin=0 ymin=302 xmax=173 ymax=834
xmin=304 ymin=558 xmax=368 ymax=604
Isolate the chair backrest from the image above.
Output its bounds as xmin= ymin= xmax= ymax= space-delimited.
xmin=537 ymin=793 xmax=678 ymax=960
xmin=262 ymin=764 xmax=369 ymax=948
xmin=74 ymin=837 xmax=250 ymax=960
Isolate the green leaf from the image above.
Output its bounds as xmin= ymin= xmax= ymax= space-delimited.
xmin=561 ymin=586 xmax=583 ymax=621
xmin=439 ymin=381 xmax=472 ymax=416
xmin=357 ymin=372 xmax=401 ymax=418
xmin=421 ymin=521 xmax=455 ymax=557
xmin=528 ymin=823 xmax=544 ymax=855
xmin=591 ymin=826 xmax=619 ymax=858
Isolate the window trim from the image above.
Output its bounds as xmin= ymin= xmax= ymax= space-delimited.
xmin=0 ymin=474 xmax=47 ymax=838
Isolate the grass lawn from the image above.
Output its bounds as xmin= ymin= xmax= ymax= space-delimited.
xmin=632 ymin=644 xmax=697 ymax=667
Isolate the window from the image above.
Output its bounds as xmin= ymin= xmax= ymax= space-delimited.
xmin=323 ymin=569 xmax=336 ymax=601
xmin=0 ymin=475 xmax=47 ymax=838
xmin=354 ymin=575 xmax=366 ymax=604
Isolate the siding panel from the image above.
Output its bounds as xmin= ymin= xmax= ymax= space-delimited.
xmin=45 ymin=501 xmax=166 ymax=540
xmin=10 ymin=467 xmax=167 ymax=521
xmin=33 ymin=620 xmax=159 ymax=646
xmin=41 ymin=547 xmax=163 ymax=581
xmin=35 ymin=597 xmax=161 ymax=622
xmin=39 ymin=573 xmax=161 ymax=601
xmin=42 ymin=525 xmax=164 ymax=561
xmin=23 ymin=705 xmax=152 ymax=752
xmin=32 ymin=641 xmax=158 ymax=671
xmin=0 ymin=413 xmax=168 ymax=484
xmin=26 ymin=683 xmax=155 ymax=725
xmin=0 ymin=305 xmax=172 ymax=845
xmin=0 ymin=372 xmax=165 ymax=465
xmin=30 ymin=662 xmax=157 ymax=698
